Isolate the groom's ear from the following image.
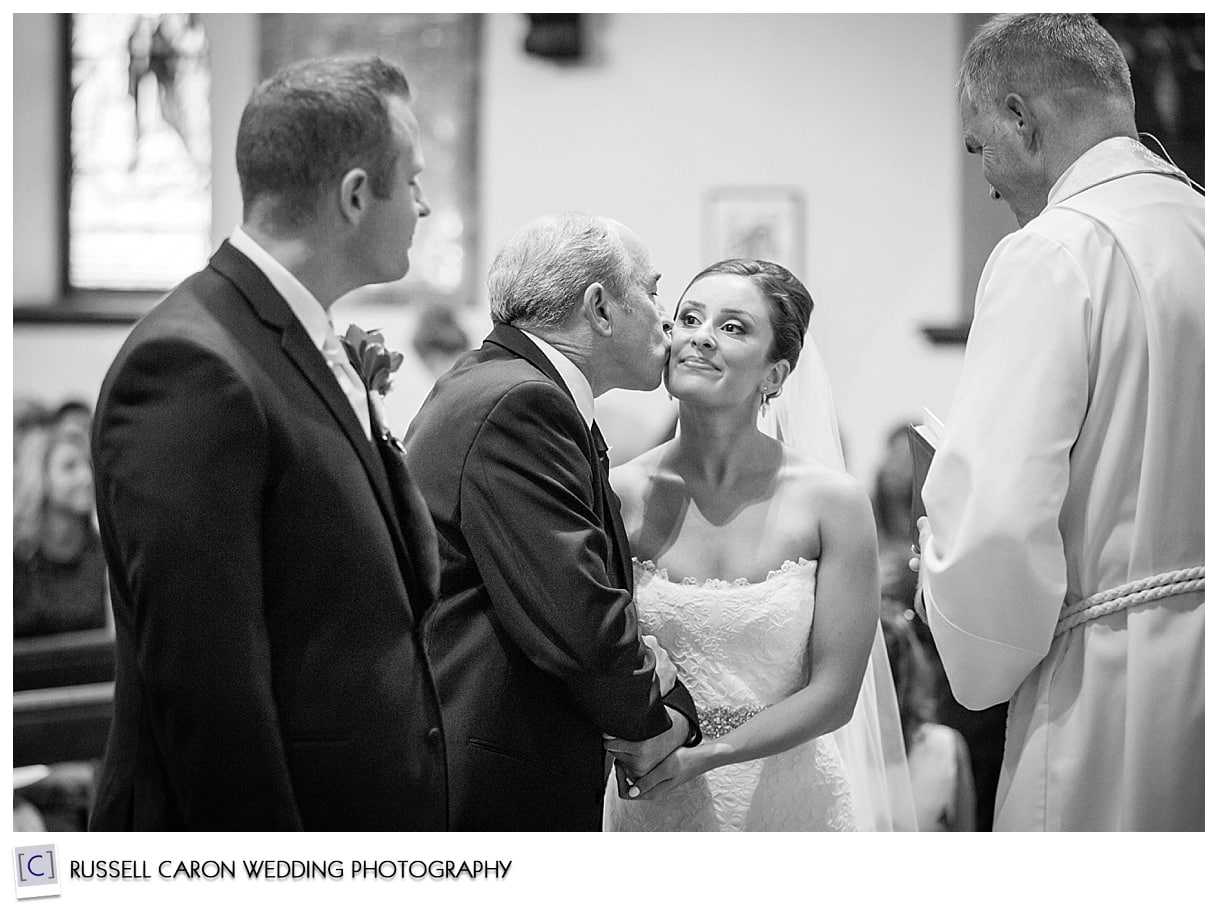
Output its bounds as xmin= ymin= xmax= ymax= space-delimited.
xmin=338 ymin=168 xmax=370 ymax=224
xmin=582 ymin=282 xmax=614 ymax=336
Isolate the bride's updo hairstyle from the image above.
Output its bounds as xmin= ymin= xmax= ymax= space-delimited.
xmin=678 ymin=259 xmax=814 ymax=371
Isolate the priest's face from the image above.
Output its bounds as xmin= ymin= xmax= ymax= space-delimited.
xmin=959 ymin=92 xmax=1048 ymax=228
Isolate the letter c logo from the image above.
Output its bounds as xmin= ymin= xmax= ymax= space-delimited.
xmin=26 ymin=854 xmax=45 ymax=877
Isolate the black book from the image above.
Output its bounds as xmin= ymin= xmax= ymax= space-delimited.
xmin=907 ymin=409 xmax=944 ymax=546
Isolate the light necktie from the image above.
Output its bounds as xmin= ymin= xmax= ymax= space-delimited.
xmin=321 ymin=329 xmax=372 ymax=441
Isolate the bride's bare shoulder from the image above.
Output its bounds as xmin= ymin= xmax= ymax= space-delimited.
xmin=778 ymin=444 xmax=870 ymax=516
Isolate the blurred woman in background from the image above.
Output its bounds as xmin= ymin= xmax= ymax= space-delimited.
xmin=13 ymin=409 xmax=109 ymax=638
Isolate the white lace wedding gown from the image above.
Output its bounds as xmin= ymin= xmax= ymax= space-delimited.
xmin=603 ymin=558 xmax=859 ymax=831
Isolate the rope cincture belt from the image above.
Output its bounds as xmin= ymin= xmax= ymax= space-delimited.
xmin=1054 ymin=566 xmax=1205 ymax=639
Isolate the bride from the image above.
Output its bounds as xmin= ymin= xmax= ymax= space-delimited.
xmin=603 ymin=259 xmax=915 ymax=831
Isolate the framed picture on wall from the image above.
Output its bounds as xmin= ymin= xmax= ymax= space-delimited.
xmin=704 ymin=187 xmax=805 ymax=276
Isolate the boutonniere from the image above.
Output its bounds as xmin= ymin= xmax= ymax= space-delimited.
xmin=340 ymin=324 xmax=405 ymax=397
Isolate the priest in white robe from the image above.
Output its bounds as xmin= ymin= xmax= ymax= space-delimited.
xmin=918 ymin=14 xmax=1204 ymax=831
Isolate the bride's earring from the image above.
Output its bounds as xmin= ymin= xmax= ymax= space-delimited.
xmin=759 ymin=386 xmax=772 ymax=416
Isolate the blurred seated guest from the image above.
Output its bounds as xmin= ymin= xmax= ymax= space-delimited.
xmin=380 ymin=303 xmax=473 ymax=433
xmin=412 ymin=302 xmax=471 ymax=377
xmin=13 ymin=419 xmax=108 ymax=638
xmin=881 ymin=598 xmax=975 ymax=831
xmin=872 ymin=422 xmax=918 ymax=601
xmin=14 ymin=397 xmax=51 ymax=439
xmin=872 ymin=424 xmax=914 ymax=543
xmin=52 ymin=398 xmax=95 ymax=449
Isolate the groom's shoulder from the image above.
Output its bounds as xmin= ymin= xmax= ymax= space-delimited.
xmin=105 ymin=268 xmax=247 ymax=377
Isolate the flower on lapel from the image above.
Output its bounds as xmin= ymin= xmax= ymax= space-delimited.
xmin=341 ymin=324 xmax=405 ymax=397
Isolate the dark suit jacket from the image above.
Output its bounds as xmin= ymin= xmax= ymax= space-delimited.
xmin=405 ymin=323 xmax=699 ymax=831
xmin=88 ymin=241 xmax=448 ymax=830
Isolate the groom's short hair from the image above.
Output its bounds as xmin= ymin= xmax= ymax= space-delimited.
xmin=236 ymin=55 xmax=411 ymax=233
xmin=487 ymin=213 xmax=636 ymax=329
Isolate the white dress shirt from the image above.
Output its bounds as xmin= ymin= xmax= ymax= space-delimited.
xmin=228 ymin=227 xmax=372 ymax=440
xmin=519 ymin=330 xmax=595 ymax=429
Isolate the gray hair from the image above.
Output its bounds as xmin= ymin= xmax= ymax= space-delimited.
xmin=487 ymin=213 xmax=637 ymax=329
xmin=958 ymin=14 xmax=1134 ymax=110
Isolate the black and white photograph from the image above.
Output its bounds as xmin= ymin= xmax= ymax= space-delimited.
xmin=7 ymin=10 xmax=1207 ymax=902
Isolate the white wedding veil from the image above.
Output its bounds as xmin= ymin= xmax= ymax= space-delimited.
xmin=759 ymin=328 xmax=919 ymax=831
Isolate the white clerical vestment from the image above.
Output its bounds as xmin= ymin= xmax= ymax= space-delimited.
xmin=921 ymin=138 xmax=1204 ymax=831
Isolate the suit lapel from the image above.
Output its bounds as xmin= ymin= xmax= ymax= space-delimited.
xmin=208 ymin=242 xmax=421 ymax=613
xmin=486 ymin=323 xmax=631 ymax=588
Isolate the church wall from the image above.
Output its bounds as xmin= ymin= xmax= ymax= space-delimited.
xmin=12 ymin=13 xmax=973 ymax=482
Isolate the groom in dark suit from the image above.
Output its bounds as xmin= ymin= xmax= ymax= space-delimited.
xmin=89 ymin=56 xmax=447 ymax=830
xmin=406 ymin=213 xmax=701 ymax=830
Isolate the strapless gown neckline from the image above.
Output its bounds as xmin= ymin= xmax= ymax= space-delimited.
xmin=632 ymin=556 xmax=817 ymax=588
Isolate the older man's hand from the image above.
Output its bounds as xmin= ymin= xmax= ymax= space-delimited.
xmin=603 ymin=707 xmax=689 ymax=779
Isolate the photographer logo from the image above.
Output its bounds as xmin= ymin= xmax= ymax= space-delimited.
xmin=12 ymin=846 xmax=60 ymax=899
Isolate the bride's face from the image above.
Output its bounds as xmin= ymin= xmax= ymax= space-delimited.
xmin=666 ymin=274 xmax=783 ymax=408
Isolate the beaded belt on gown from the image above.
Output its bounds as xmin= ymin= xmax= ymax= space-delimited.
xmin=700 ymin=704 xmax=770 ymax=739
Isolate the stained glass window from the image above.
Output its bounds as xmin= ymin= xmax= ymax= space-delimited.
xmin=67 ymin=13 xmax=212 ymax=291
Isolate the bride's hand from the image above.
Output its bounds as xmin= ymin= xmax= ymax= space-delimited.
xmin=643 ymin=634 xmax=677 ymax=696
xmin=620 ymin=745 xmax=701 ymax=801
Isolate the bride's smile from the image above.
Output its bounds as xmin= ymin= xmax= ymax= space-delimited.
xmin=665 ymin=273 xmax=789 ymax=411
xmin=675 ymin=355 xmax=719 ymax=372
